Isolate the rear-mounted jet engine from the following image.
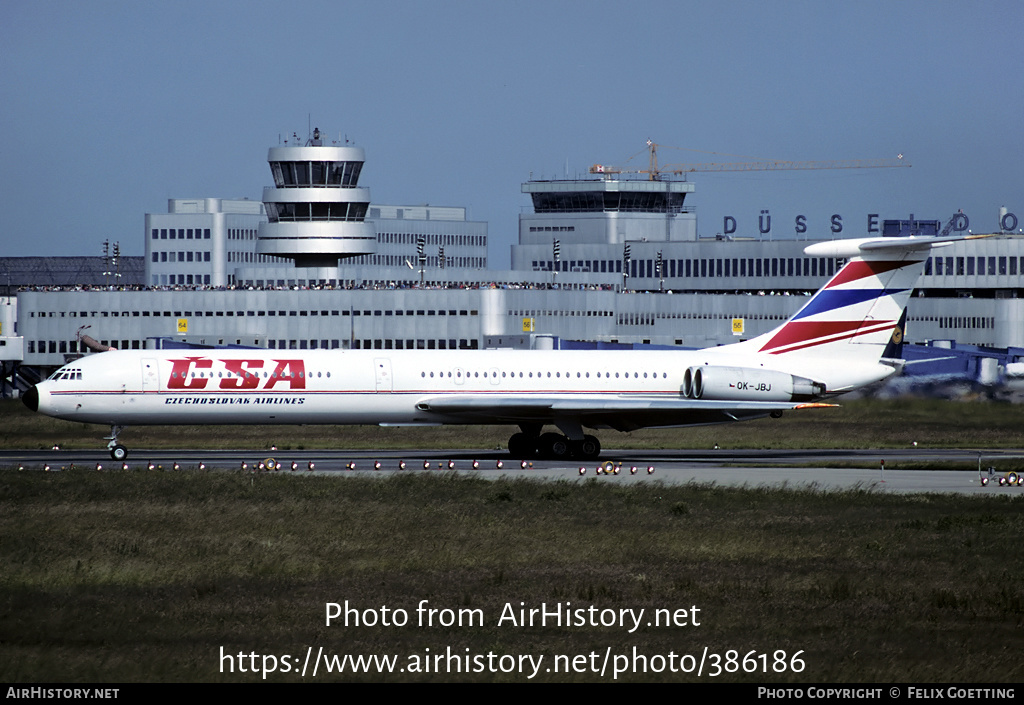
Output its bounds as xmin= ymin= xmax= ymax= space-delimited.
xmin=683 ymin=366 xmax=825 ymax=402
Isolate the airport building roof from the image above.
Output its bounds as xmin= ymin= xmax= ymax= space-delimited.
xmin=0 ymin=256 xmax=146 ymax=293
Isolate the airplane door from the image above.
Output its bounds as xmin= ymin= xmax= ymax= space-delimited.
xmin=142 ymin=359 xmax=159 ymax=393
xmin=489 ymin=367 xmax=500 ymax=386
xmin=374 ymin=358 xmax=393 ymax=392
xmin=454 ymin=367 xmax=465 ymax=385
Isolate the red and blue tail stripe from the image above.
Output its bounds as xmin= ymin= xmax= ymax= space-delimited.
xmin=757 ymin=259 xmax=920 ymax=355
xmin=788 ymin=287 xmax=908 ymax=321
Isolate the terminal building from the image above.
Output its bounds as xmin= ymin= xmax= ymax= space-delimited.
xmin=4 ymin=132 xmax=1024 ymax=396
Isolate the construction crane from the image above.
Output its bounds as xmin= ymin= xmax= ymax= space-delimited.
xmin=589 ymin=140 xmax=910 ymax=180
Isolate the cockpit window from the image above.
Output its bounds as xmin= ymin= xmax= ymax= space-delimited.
xmin=48 ymin=368 xmax=82 ymax=381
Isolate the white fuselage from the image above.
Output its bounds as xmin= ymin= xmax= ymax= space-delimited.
xmin=30 ymin=345 xmax=890 ymax=429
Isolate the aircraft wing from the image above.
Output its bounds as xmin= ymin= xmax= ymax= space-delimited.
xmin=415 ymin=394 xmax=825 ymax=432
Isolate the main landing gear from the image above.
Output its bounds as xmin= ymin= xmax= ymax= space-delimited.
xmin=105 ymin=425 xmax=128 ymax=461
xmin=507 ymin=424 xmax=601 ymax=461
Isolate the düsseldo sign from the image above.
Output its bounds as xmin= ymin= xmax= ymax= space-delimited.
xmin=722 ymin=209 xmax=1019 ymax=236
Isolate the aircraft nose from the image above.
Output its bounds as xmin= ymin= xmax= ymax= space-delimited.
xmin=23 ymin=385 xmax=39 ymax=412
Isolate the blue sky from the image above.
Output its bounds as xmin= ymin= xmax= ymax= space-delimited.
xmin=3 ymin=0 xmax=1022 ymax=265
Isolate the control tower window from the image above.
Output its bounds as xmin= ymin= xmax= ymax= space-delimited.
xmin=310 ymin=161 xmax=326 ymax=185
xmin=272 ymin=161 xmax=364 ymax=188
xmin=267 ymin=201 xmax=369 ymax=223
xmin=330 ymin=162 xmax=362 ymax=186
xmin=530 ymin=190 xmax=687 ymax=213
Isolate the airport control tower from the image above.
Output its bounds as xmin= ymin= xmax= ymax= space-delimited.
xmin=256 ymin=127 xmax=376 ymax=270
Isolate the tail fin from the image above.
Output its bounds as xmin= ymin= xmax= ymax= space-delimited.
xmin=729 ymin=235 xmax=990 ymax=363
xmin=880 ymin=308 xmax=908 ymax=360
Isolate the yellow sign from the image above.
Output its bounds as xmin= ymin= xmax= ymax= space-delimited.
xmin=522 ymin=318 xmax=534 ymax=332
xmin=177 ymin=318 xmax=188 ymax=334
xmin=731 ymin=318 xmax=745 ymax=336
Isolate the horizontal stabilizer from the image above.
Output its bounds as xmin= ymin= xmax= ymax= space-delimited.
xmin=805 ymin=233 xmax=995 ymax=258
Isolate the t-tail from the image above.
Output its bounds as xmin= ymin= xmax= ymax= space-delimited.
xmin=721 ymin=234 xmax=992 ymax=393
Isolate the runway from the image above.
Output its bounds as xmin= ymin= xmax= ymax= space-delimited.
xmin=3 ymin=447 xmax=1023 ymax=495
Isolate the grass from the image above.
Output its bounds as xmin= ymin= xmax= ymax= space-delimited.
xmin=1 ymin=469 xmax=1022 ymax=682
xmin=5 ymin=396 xmax=1024 ymax=451
xmin=3 ymin=396 xmax=1023 ymax=682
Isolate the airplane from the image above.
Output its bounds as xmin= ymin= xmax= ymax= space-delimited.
xmin=22 ymin=234 xmax=990 ymax=462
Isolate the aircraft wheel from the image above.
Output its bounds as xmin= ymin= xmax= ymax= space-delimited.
xmin=110 ymin=445 xmax=128 ymax=462
xmin=540 ymin=433 xmax=571 ymax=460
xmin=573 ymin=435 xmax=601 ymax=460
xmin=508 ymin=433 xmax=534 ymax=459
